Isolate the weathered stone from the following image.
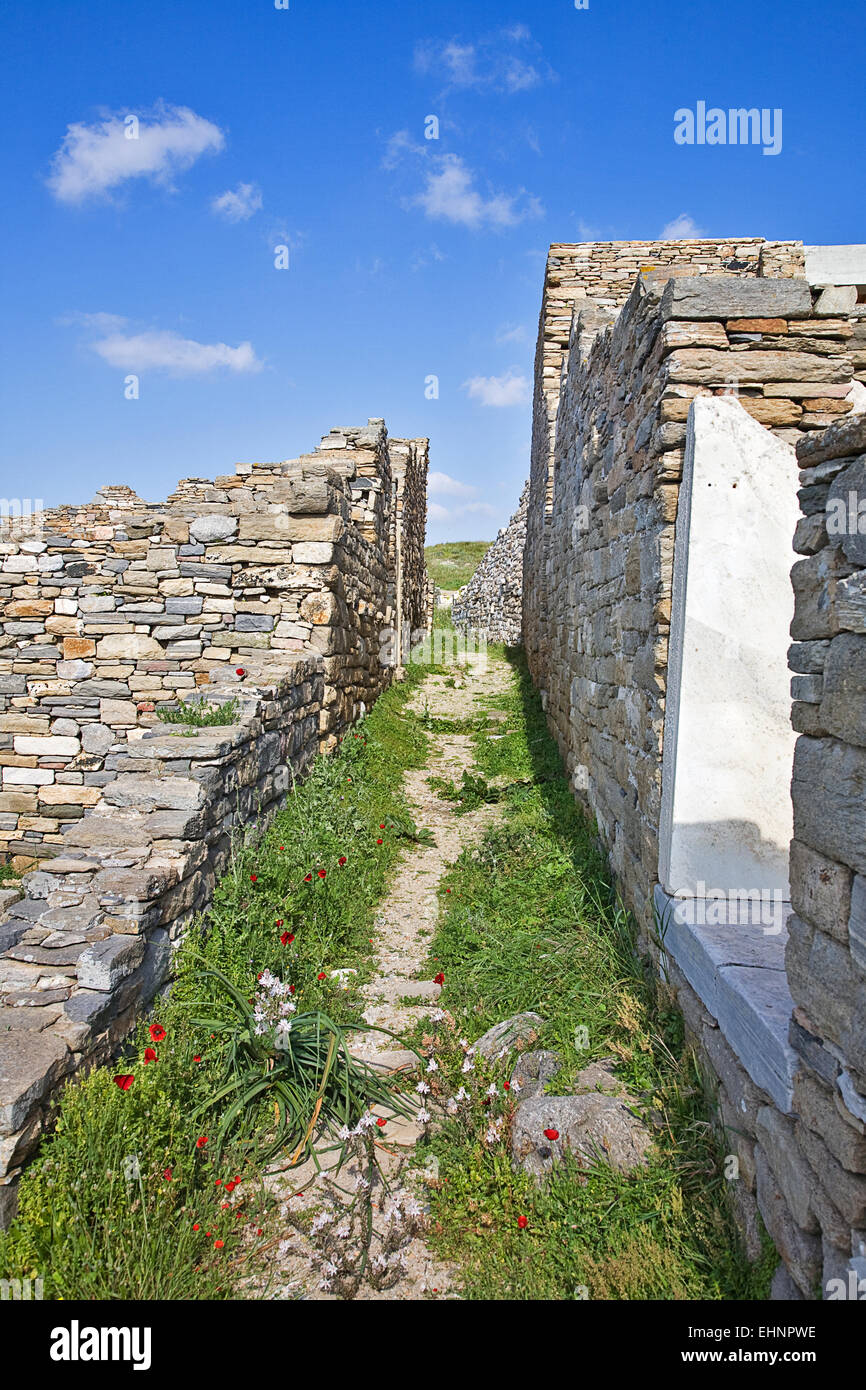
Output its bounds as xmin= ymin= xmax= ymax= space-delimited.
xmin=660 ymin=276 xmax=812 ymax=322
xmin=511 ymin=1091 xmax=652 ymax=1181
xmin=471 ymin=1012 xmax=545 ymax=1061
xmin=0 ymin=1032 xmax=71 ymax=1135
xmin=789 ymin=839 xmax=852 ymax=942
xmin=509 ymin=1049 xmax=561 ymax=1100
xmin=76 ymin=934 xmax=145 ymax=991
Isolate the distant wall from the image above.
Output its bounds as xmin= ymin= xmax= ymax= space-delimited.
xmin=452 ymin=483 xmax=528 ymax=644
xmin=0 ymin=420 xmax=430 ymax=865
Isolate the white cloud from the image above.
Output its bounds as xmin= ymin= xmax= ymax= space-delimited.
xmin=428 ymin=499 xmax=497 ymax=524
xmin=72 ymin=315 xmax=262 ymax=375
xmin=47 ymin=103 xmax=224 ymax=204
xmin=413 ymin=154 xmax=542 ymax=230
xmin=211 ymin=182 xmax=262 ymax=222
xmin=660 ymin=213 xmax=705 ymax=240
xmin=428 ymin=471 xmax=477 ymax=498
xmin=463 ymin=371 xmax=530 ymax=407
xmin=414 ymin=28 xmax=554 ymax=94
xmin=496 ymin=323 xmax=529 ymax=344
xmin=382 ymin=129 xmax=426 ymax=170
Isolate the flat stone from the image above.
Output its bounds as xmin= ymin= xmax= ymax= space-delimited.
xmin=471 ymin=1012 xmax=545 ymax=1061
xmin=76 ymin=933 xmax=145 ymax=991
xmin=189 ymin=515 xmax=238 ymax=543
xmin=0 ymin=1030 xmax=71 ymax=1134
xmin=510 ymin=1049 xmax=561 ymax=1100
xmin=511 ymin=1091 xmax=652 ymax=1181
xmin=660 ymin=276 xmax=813 ymax=322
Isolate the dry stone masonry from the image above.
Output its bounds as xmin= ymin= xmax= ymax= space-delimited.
xmin=0 ymin=418 xmax=430 ymax=1224
xmin=521 ymin=237 xmax=866 ymax=1297
xmin=451 ymin=482 xmax=528 ymax=644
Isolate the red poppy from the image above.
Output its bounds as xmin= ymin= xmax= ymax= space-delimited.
xmin=379 ymin=824 xmax=385 ymax=830
xmin=144 ymin=1047 xmax=157 ymax=1064
xmin=376 ymin=1117 xmax=387 ymax=1128
xmin=304 ymin=873 xmax=312 ymax=882
xmin=517 ymin=1215 xmax=528 ymax=1229
xmin=279 ymin=845 xmax=285 ymax=851
xmin=205 ymin=1230 xmax=212 ymax=1237
xmin=163 ymin=1168 xmax=172 ymax=1181
xmin=446 ymin=888 xmax=451 ymax=894
xmin=113 ymin=1075 xmax=134 ymax=1091
xmin=236 ymin=668 xmax=245 ymax=677
xmin=234 ymin=1176 xmax=241 ymax=1183
xmin=317 ymin=972 xmax=326 ymax=981
xmin=338 ymin=856 xmax=347 ymax=867
xmin=250 ymin=874 xmax=257 ymax=883
xmin=214 ymin=1239 xmax=224 ymax=1249
xmin=543 ymin=1128 xmax=559 ymax=1142
xmin=193 ymin=1223 xmax=200 ymax=1231
xmin=225 ymin=1180 xmax=236 ymax=1192
xmin=433 ymin=972 xmax=445 ymax=985
xmin=280 ymin=931 xmax=294 ymax=946
xmin=215 ymin=1179 xmax=222 ymax=1186
xmin=376 ymin=839 xmax=383 ymax=846
xmin=193 ymin=1055 xmax=202 ymax=1063
xmin=317 ymin=869 xmax=326 ymax=879
xmin=149 ymin=1023 xmax=166 ymax=1043
xmin=289 ymin=985 xmax=296 ymax=994
xmin=221 ymin=1202 xmax=230 ymax=1210
xmin=196 ymin=1136 xmax=209 ymax=1149
xmin=276 ymin=920 xmax=283 ymax=928
xmin=256 ymin=1229 xmax=263 ymax=1236
xmin=503 ymin=1081 xmax=510 ymax=1091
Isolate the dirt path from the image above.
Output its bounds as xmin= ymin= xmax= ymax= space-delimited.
xmin=258 ymin=651 xmax=513 ymax=1300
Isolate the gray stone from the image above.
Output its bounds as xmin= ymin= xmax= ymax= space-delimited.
xmin=755 ymin=1107 xmax=819 ymax=1232
xmin=81 ymin=723 xmax=114 ymax=756
xmin=76 ymin=934 xmax=145 ymax=991
xmin=509 ymin=1049 xmax=561 ymax=1100
xmin=660 ymin=276 xmax=813 ymax=322
xmin=0 ymin=1031 xmax=71 ymax=1135
xmin=849 ymin=875 xmax=866 ymax=973
xmin=826 ymin=458 xmax=866 ymax=567
xmin=789 ymin=839 xmax=852 ymax=943
xmin=755 ymin=1150 xmax=822 ymax=1297
xmin=770 ymin=1262 xmax=806 ymax=1301
xmin=792 ymin=737 xmax=866 ymax=878
xmin=471 ymin=1012 xmax=545 ymax=1061
xmin=511 ymin=1091 xmax=652 ymax=1181
xmin=189 ymin=515 xmax=238 ymax=543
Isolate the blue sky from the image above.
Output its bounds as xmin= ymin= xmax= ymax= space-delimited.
xmin=1 ymin=0 xmax=863 ymax=542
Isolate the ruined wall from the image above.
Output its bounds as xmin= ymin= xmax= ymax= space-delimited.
xmin=0 ymin=660 xmax=321 ymax=1224
xmin=452 ymin=483 xmax=528 ymax=644
xmin=524 ymin=238 xmax=806 ymax=691
xmin=528 ymin=269 xmax=854 ymax=935
xmin=0 ymin=420 xmax=430 ymax=865
xmin=783 ymin=413 xmax=866 ymax=1294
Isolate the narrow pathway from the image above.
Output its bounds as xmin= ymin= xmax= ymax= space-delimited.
xmin=259 ymin=651 xmax=512 ymax=1300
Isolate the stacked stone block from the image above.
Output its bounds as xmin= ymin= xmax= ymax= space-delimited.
xmin=452 ymin=482 xmax=528 ymax=644
xmin=0 ymin=419 xmax=430 ymax=863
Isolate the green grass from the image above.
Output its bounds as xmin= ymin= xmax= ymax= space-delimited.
xmin=156 ymin=696 xmax=240 ymax=727
xmin=0 ymin=864 xmax=20 ymax=884
xmin=425 ymin=540 xmax=491 ymax=591
xmin=0 ymin=666 xmax=430 ymax=1300
xmin=411 ymin=650 xmax=773 ymax=1301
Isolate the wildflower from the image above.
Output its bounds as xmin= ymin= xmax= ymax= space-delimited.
xmin=379 ymin=824 xmax=385 ymax=830
xmin=311 ymin=1211 xmax=334 ymax=1235
xmin=376 ymin=839 xmax=383 ymax=846
xmin=446 ymin=1098 xmax=458 ymax=1115
xmin=503 ymin=1081 xmax=511 ymax=1090
xmin=149 ymin=1024 xmax=166 ymax=1043
xmin=113 ymin=1075 xmax=134 ymax=1091
xmin=338 ymin=856 xmax=347 ymax=866
xmin=319 ymin=1279 xmax=332 ymax=1291
xmin=455 ymin=1086 xmax=470 ymax=1102
xmin=318 ymin=869 xmax=326 ymax=879
xmin=417 ymin=1107 xmax=431 ymax=1124
xmin=144 ymin=1047 xmax=157 ymax=1064
xmin=430 ymin=1008 xmax=446 ymax=1022
xmin=317 ymin=972 xmax=326 ymax=981
xmin=511 ymin=1079 xmax=522 ymax=1093
xmin=486 ymin=1083 xmax=498 ymax=1098
xmin=250 ymin=874 xmax=257 ymax=883
xmin=376 ymin=1116 xmax=387 ymax=1128
xmin=486 ymin=1127 xmax=501 ymax=1144
xmin=433 ymin=972 xmax=444 ymax=985
xmin=193 ymin=1223 xmax=200 ymax=1231
xmin=543 ymin=1128 xmax=560 ymax=1142
xmin=163 ymin=1168 xmax=172 ymax=1181
xmin=236 ymin=668 xmax=245 ymax=677
xmin=214 ymin=1239 xmax=224 ymax=1249
xmin=276 ymin=920 xmax=283 ymax=928
xmin=304 ymin=873 xmax=312 ymax=882
xmin=196 ymin=1136 xmax=209 ymax=1149
xmin=278 ymin=1240 xmax=292 ymax=1257
xmin=517 ymin=1215 xmax=528 ymax=1229
xmin=426 ymin=1057 xmax=438 ymax=1073
xmin=225 ymin=1180 xmax=236 ymax=1193
xmin=280 ymin=931 xmax=294 ymax=945
xmin=461 ymin=1057 xmax=475 ymax=1074
xmin=416 ymin=1080 xmax=431 ymax=1094
xmin=194 ymin=1054 xmax=202 ymax=1063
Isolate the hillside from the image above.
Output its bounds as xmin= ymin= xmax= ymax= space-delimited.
xmin=424 ymin=540 xmax=492 ymax=592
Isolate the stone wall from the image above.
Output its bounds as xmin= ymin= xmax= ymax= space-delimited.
xmin=524 ymin=238 xmax=806 ymax=691
xmin=0 ymin=659 xmax=321 ymax=1224
xmin=452 ymin=482 xmax=528 ymax=644
xmin=784 ymin=412 xmax=866 ymax=1295
xmin=526 ymin=268 xmax=854 ymax=935
xmin=0 ymin=420 xmax=430 ymax=865
xmin=521 ymin=243 xmax=866 ymax=1296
